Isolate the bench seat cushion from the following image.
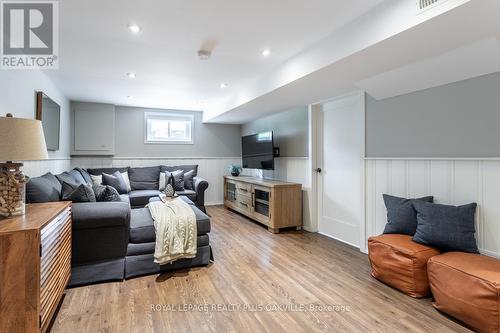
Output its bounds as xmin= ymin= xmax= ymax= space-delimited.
xmin=129 ymin=205 xmax=210 ymax=243
xmin=368 ymin=234 xmax=440 ymax=298
xmin=428 ymin=252 xmax=500 ymax=333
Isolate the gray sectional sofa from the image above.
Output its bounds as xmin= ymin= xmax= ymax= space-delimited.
xmin=26 ymin=165 xmax=212 ymax=287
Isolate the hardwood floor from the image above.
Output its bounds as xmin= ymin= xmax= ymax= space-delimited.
xmin=52 ymin=206 xmax=471 ymax=333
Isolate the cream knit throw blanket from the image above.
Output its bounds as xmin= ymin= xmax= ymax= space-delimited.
xmin=147 ymin=198 xmax=197 ymax=265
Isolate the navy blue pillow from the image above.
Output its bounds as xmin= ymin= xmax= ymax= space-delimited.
xmin=412 ymin=201 xmax=479 ymax=253
xmin=382 ymin=194 xmax=434 ymax=235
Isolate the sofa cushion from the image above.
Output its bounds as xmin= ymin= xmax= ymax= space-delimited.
xmin=412 ymin=201 xmax=479 ymax=253
xmin=129 ymin=205 xmax=210 ymax=243
xmin=102 ymin=171 xmax=129 ymax=194
xmin=87 ymin=167 xmax=129 ymax=176
xmin=382 ymin=194 xmax=434 ymax=236
xmin=161 ymin=165 xmax=198 ymax=177
xmin=72 ymin=201 xmax=130 ymax=230
xmin=26 ymin=172 xmax=62 ymax=203
xmin=128 ymin=166 xmax=160 ymax=190
xmin=428 ymin=252 xmax=500 ymax=333
xmin=128 ymin=190 xmax=161 ymax=208
xmin=368 ymin=234 xmax=440 ymax=298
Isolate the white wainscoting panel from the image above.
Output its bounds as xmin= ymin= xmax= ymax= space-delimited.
xmin=71 ymin=157 xmax=240 ymax=205
xmin=365 ymin=158 xmax=500 ymax=258
xmin=24 ymin=158 xmax=71 ymax=177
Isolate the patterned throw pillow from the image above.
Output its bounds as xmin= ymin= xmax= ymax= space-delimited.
xmin=93 ymin=184 xmax=121 ymax=202
xmin=61 ymin=182 xmax=96 ymax=203
xmin=169 ymin=170 xmax=185 ymax=191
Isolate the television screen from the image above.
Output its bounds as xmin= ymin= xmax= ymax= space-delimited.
xmin=242 ymin=131 xmax=274 ymax=170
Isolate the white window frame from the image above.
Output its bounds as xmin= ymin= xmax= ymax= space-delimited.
xmin=144 ymin=112 xmax=194 ymax=145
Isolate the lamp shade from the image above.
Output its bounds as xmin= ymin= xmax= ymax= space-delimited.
xmin=0 ymin=116 xmax=48 ymax=161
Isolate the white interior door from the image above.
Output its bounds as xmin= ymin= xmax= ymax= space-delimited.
xmin=317 ymin=92 xmax=365 ymax=248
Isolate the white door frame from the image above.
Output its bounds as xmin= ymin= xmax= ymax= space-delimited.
xmin=309 ymin=91 xmax=367 ymax=252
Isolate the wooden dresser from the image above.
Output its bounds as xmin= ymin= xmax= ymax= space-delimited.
xmin=0 ymin=202 xmax=72 ymax=333
xmin=224 ymin=176 xmax=302 ymax=233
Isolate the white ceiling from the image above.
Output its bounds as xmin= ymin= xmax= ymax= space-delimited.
xmin=205 ymin=0 xmax=500 ymax=123
xmin=46 ymin=0 xmax=384 ymax=112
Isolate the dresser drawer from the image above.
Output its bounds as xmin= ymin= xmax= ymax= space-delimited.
xmin=236 ymin=194 xmax=252 ymax=212
xmin=236 ymin=182 xmax=252 ymax=195
xmin=40 ymin=207 xmax=72 ymax=331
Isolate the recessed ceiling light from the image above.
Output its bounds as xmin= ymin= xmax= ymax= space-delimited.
xmin=127 ymin=24 xmax=142 ymax=34
xmin=127 ymin=95 xmax=133 ymax=99
xmin=220 ymin=83 xmax=228 ymax=89
xmin=126 ymin=72 xmax=136 ymax=79
xmin=262 ymin=49 xmax=271 ymax=57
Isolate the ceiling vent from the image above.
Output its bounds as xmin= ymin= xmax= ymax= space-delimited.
xmin=418 ymin=0 xmax=448 ymax=12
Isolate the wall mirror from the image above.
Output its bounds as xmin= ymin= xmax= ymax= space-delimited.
xmin=36 ymin=91 xmax=60 ymax=151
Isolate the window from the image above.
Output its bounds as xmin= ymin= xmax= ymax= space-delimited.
xmin=144 ymin=112 xmax=194 ymax=144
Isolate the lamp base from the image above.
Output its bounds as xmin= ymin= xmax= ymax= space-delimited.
xmin=0 ymin=162 xmax=26 ymax=217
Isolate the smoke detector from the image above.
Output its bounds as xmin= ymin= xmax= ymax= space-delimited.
xmin=197 ymin=50 xmax=211 ymax=60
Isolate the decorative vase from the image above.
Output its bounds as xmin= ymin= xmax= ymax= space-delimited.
xmin=164 ymin=183 xmax=175 ymax=197
xmin=0 ymin=163 xmax=27 ymax=217
xmin=231 ymin=170 xmax=240 ymax=177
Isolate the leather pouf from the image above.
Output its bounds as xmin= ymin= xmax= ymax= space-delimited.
xmin=428 ymin=252 xmax=500 ymax=333
xmin=368 ymin=234 xmax=440 ymax=298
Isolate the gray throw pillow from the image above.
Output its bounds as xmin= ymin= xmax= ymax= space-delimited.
xmin=93 ymin=184 xmax=121 ymax=202
xmin=102 ymin=171 xmax=128 ymax=194
xmin=382 ymin=194 xmax=434 ymax=235
xmin=61 ymin=182 xmax=96 ymax=202
xmin=412 ymin=201 xmax=479 ymax=253
xmin=183 ymin=169 xmax=196 ymax=190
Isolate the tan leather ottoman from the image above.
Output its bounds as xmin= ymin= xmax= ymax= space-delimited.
xmin=428 ymin=252 xmax=500 ymax=333
xmin=368 ymin=234 xmax=440 ymax=298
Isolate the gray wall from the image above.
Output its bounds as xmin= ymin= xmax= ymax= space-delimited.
xmin=0 ymin=70 xmax=70 ymax=158
xmin=114 ymin=106 xmax=241 ymax=157
xmin=242 ymin=106 xmax=309 ymax=157
xmin=366 ymin=71 xmax=500 ymax=158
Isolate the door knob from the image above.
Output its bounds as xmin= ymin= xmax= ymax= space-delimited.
xmin=315 ymin=168 xmax=322 ymax=173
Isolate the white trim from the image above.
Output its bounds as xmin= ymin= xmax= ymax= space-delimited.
xmin=71 ymin=156 xmax=241 ymax=160
xmin=22 ymin=157 xmax=71 ymax=162
xmin=365 ymin=157 xmax=500 ymax=161
xmin=318 ymin=231 xmax=361 ymax=250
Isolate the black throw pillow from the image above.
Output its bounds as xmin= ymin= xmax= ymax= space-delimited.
xmin=167 ymin=170 xmax=185 ymax=191
xmin=382 ymin=194 xmax=434 ymax=235
xmin=183 ymin=169 xmax=196 ymax=190
xmin=61 ymin=182 xmax=96 ymax=203
xmin=102 ymin=171 xmax=128 ymax=194
xmin=93 ymin=184 xmax=121 ymax=202
xmin=412 ymin=201 xmax=479 ymax=253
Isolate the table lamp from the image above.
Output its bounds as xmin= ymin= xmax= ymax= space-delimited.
xmin=0 ymin=113 xmax=48 ymax=217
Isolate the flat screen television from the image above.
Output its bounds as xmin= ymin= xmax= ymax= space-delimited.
xmin=242 ymin=131 xmax=274 ymax=170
